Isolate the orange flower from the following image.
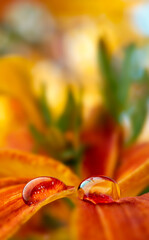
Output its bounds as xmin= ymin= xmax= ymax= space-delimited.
xmin=0 ymin=141 xmax=148 ymax=240
xmin=0 ymin=53 xmax=148 ymax=240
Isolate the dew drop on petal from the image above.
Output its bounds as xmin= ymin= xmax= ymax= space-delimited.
xmin=78 ymin=176 xmax=120 ymax=204
xmin=22 ymin=177 xmax=71 ymax=206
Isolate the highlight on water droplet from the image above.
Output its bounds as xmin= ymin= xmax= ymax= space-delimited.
xmin=78 ymin=176 xmax=120 ymax=204
xmin=22 ymin=176 xmax=73 ymax=206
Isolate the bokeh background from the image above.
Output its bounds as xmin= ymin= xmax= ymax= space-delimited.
xmin=0 ymin=0 xmax=149 ymax=239
xmin=1 ymin=0 xmax=149 ymax=146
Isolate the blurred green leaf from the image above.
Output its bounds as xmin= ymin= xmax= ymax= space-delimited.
xmin=127 ymin=99 xmax=148 ymax=144
xmin=99 ymin=40 xmax=118 ymax=119
xmin=29 ymin=124 xmax=45 ymax=146
xmin=56 ymin=89 xmax=75 ymax=132
xmin=99 ymin=40 xmax=149 ymax=143
xmin=123 ymin=73 xmax=149 ymax=144
xmin=29 ymin=124 xmax=51 ymax=154
xmin=56 ymin=88 xmax=82 ymax=132
xmin=139 ymin=186 xmax=149 ymax=195
xmin=63 ymin=198 xmax=75 ymax=209
xmin=60 ymin=144 xmax=84 ymax=174
xmin=41 ymin=213 xmax=65 ymax=229
xmin=117 ymin=44 xmax=135 ymax=111
xmin=38 ymin=85 xmax=52 ymax=127
xmin=99 ymin=40 xmax=136 ymax=120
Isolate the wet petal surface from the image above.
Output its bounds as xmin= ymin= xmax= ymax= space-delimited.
xmin=72 ymin=193 xmax=149 ymax=240
xmin=22 ymin=177 xmax=72 ymax=206
xmin=0 ymin=178 xmax=75 ymax=240
xmin=78 ymin=176 xmax=120 ymax=204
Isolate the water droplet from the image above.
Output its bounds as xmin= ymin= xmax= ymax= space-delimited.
xmin=78 ymin=176 xmax=120 ymax=204
xmin=22 ymin=177 xmax=71 ymax=206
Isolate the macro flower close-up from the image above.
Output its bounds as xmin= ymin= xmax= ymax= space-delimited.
xmin=0 ymin=0 xmax=149 ymax=240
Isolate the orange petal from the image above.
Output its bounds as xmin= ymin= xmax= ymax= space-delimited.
xmin=0 ymin=56 xmax=43 ymax=130
xmin=0 ymin=177 xmax=30 ymax=189
xmin=116 ymin=143 xmax=149 ymax=197
xmin=72 ymin=193 xmax=149 ymax=240
xmin=0 ymin=149 xmax=80 ymax=186
xmin=5 ymin=127 xmax=34 ymax=152
xmin=0 ymin=96 xmax=34 ymax=151
xmin=81 ymin=121 xmax=119 ymax=178
xmin=0 ymin=179 xmax=75 ymax=240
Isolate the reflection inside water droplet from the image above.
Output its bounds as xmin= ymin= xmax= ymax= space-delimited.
xmin=78 ymin=176 xmax=120 ymax=204
xmin=22 ymin=177 xmax=71 ymax=206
